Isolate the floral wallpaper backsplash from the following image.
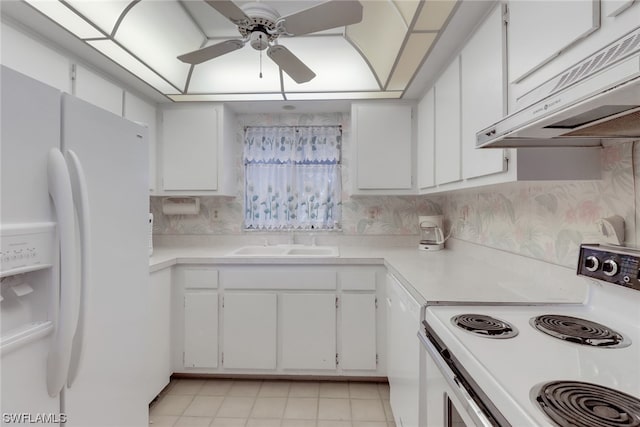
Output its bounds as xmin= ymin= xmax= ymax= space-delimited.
xmin=443 ymin=140 xmax=638 ymax=267
xmin=151 ymin=111 xmax=639 ymax=268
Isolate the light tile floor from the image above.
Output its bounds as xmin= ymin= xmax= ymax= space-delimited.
xmin=150 ymin=378 xmax=396 ymax=427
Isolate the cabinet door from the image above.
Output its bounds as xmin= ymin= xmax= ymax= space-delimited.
xmin=162 ymin=106 xmax=218 ymax=191
xmin=340 ymin=293 xmax=376 ymax=370
xmin=1 ymin=22 xmax=72 ymax=92
xmin=435 ymin=57 xmax=461 ymax=185
xmin=147 ymin=268 xmax=172 ymax=402
xmin=461 ymin=5 xmax=507 ymax=180
xmin=507 ymin=1 xmax=599 ymax=82
xmin=184 ymin=291 xmax=218 ymax=368
xmin=417 ymin=87 xmax=436 ymax=190
xmin=281 ymin=293 xmax=336 ymax=370
xmin=354 ymin=103 xmax=413 ymax=190
xmin=74 ymin=65 xmax=123 ymax=116
xmin=124 ymin=92 xmax=157 ymax=192
xmin=222 ymin=293 xmax=277 ymax=369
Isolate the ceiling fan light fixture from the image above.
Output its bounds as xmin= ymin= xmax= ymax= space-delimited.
xmin=249 ymin=31 xmax=270 ymax=51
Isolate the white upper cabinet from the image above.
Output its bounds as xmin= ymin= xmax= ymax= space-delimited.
xmin=507 ymin=1 xmax=639 ymax=109
xmin=160 ymin=104 xmax=237 ymax=195
xmin=417 ymin=3 xmax=603 ymax=194
xmin=74 ymin=65 xmax=124 ymax=116
xmin=124 ymin=92 xmax=157 ymax=193
xmin=460 ymin=4 xmax=507 ymax=180
xmin=352 ymin=103 xmax=414 ymax=194
xmin=417 ymin=87 xmax=436 ymax=191
xmin=434 ymin=57 xmax=461 ymax=185
xmin=0 ymin=22 xmax=71 ymax=93
xmin=507 ymin=0 xmax=600 ymax=83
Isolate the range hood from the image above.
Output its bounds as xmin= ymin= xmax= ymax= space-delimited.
xmin=477 ymin=27 xmax=640 ymax=148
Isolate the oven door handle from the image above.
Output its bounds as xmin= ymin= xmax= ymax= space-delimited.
xmin=418 ymin=331 xmax=495 ymax=427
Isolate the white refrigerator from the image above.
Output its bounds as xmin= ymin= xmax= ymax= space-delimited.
xmin=1 ymin=66 xmax=149 ymax=426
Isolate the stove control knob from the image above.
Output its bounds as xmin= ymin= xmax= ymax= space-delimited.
xmin=602 ymin=259 xmax=618 ymax=277
xmin=585 ymin=256 xmax=599 ymax=272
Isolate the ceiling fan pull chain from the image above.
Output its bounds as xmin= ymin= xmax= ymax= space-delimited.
xmin=259 ymin=34 xmax=263 ymax=78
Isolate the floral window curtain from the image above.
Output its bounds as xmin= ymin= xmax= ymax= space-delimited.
xmin=244 ymin=126 xmax=342 ymax=230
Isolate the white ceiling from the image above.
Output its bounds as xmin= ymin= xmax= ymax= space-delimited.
xmin=0 ymin=0 xmax=496 ymax=111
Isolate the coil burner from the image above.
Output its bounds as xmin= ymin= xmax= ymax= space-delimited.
xmin=533 ymin=381 xmax=640 ymax=427
xmin=530 ymin=315 xmax=631 ymax=348
xmin=451 ymin=314 xmax=518 ymax=339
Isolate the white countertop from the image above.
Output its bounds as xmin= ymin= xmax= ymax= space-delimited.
xmin=149 ymin=239 xmax=589 ymax=306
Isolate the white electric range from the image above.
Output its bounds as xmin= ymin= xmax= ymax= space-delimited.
xmin=420 ymin=244 xmax=640 ymax=427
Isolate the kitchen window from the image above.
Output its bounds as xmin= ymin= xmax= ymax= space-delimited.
xmin=244 ymin=125 xmax=342 ymax=230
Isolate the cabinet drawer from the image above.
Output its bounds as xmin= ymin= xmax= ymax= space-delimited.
xmin=222 ymin=267 xmax=336 ymax=290
xmin=339 ymin=270 xmax=377 ymax=291
xmin=180 ymin=267 xmax=219 ymax=289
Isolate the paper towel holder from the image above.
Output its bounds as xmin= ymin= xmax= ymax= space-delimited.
xmin=162 ymin=197 xmax=200 ymax=215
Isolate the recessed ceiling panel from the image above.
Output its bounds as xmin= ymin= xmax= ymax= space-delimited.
xmin=285 ymin=91 xmax=403 ymax=100
xmin=65 ymin=0 xmax=131 ymax=35
xmin=180 ymin=0 xmax=238 ymax=39
xmin=19 ymin=0 xmax=459 ymax=101
xmin=346 ymin=0 xmax=408 ymax=85
xmin=115 ymin=0 xmax=204 ymax=89
xmin=387 ymin=32 xmax=436 ymax=90
xmin=392 ymin=0 xmax=421 ymax=26
xmin=414 ymin=0 xmax=457 ymax=31
xmin=279 ymin=37 xmax=379 ymax=92
xmin=188 ymin=44 xmax=283 ymax=93
xmin=87 ymin=39 xmax=180 ymax=94
xmin=169 ymin=93 xmax=285 ymax=101
xmin=25 ymin=1 xmax=104 ymax=39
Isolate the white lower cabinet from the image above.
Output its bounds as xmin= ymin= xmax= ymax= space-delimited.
xmin=281 ymin=293 xmax=337 ymax=370
xmin=184 ymin=291 xmax=218 ymax=368
xmin=340 ymin=293 xmax=377 ymax=370
xmin=173 ymin=264 xmax=385 ymax=376
xmin=222 ymin=293 xmax=277 ymax=369
xmin=147 ymin=268 xmax=172 ymax=402
xmin=387 ymin=273 xmax=421 ymax=427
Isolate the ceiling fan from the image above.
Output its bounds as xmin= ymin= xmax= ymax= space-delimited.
xmin=177 ymin=0 xmax=363 ymax=83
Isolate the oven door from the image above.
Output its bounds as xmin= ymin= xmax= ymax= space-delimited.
xmin=419 ymin=331 xmax=502 ymax=427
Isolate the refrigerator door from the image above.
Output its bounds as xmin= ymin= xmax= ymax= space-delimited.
xmin=61 ymin=94 xmax=149 ymax=427
xmin=0 ymin=67 xmax=61 ymax=421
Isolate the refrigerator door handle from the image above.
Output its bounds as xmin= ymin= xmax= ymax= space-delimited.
xmin=65 ymin=149 xmax=91 ymax=387
xmin=46 ymin=148 xmax=79 ymax=397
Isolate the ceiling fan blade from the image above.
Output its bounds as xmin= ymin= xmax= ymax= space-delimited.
xmin=177 ymin=40 xmax=245 ymax=64
xmin=267 ymin=45 xmax=316 ymax=84
xmin=278 ymin=0 xmax=363 ymax=36
xmin=204 ymin=0 xmax=250 ymax=25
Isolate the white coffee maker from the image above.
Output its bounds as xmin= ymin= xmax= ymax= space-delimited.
xmin=418 ymin=215 xmax=445 ymax=251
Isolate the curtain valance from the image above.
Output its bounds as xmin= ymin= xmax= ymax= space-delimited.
xmin=244 ymin=126 xmax=341 ymax=164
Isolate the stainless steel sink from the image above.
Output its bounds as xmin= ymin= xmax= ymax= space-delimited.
xmin=227 ymin=245 xmax=339 ymax=257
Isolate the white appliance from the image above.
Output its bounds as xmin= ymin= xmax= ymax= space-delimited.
xmin=477 ymin=26 xmax=640 ymax=148
xmin=386 ymin=273 xmax=422 ymax=427
xmin=418 ymin=215 xmax=445 ymax=251
xmin=419 ymin=244 xmax=640 ymax=426
xmin=1 ymin=66 xmax=149 ymax=426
